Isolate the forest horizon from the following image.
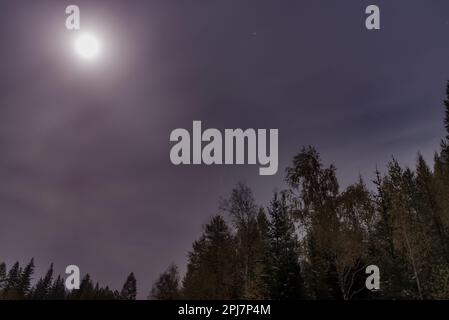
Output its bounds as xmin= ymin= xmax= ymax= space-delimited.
xmin=1 ymin=80 xmax=449 ymax=301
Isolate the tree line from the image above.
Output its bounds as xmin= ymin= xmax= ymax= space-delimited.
xmin=2 ymin=81 xmax=449 ymax=300
xmin=151 ymin=81 xmax=449 ymax=300
xmin=0 ymin=260 xmax=137 ymax=300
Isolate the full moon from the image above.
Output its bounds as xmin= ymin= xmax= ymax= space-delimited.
xmin=74 ymin=33 xmax=101 ymax=60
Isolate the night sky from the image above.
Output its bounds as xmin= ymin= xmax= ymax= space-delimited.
xmin=0 ymin=0 xmax=448 ymax=298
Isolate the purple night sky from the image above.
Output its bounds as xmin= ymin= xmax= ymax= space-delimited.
xmin=0 ymin=0 xmax=448 ymax=298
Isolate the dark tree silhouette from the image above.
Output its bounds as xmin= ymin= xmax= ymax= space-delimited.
xmin=265 ymin=192 xmax=304 ymax=300
xmin=121 ymin=272 xmax=137 ymax=300
xmin=150 ymin=263 xmax=180 ymax=300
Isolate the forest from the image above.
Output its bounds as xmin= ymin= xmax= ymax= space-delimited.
xmin=1 ymin=81 xmax=449 ymax=300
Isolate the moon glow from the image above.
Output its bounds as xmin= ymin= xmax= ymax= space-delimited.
xmin=74 ymin=33 xmax=101 ymax=60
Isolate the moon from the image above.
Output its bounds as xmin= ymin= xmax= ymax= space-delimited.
xmin=74 ymin=33 xmax=101 ymax=60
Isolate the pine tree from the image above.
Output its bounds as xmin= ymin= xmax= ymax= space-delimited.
xmin=18 ymin=258 xmax=35 ymax=298
xmin=251 ymin=208 xmax=271 ymax=299
xmin=372 ymin=168 xmax=415 ymax=299
xmin=3 ymin=261 xmax=21 ymax=299
xmin=121 ymin=272 xmax=137 ymax=300
xmin=0 ymin=262 xmax=6 ymax=290
xmin=382 ymin=160 xmax=430 ymax=299
xmin=5 ymin=262 xmax=20 ymax=289
xmin=150 ymin=263 xmax=180 ymax=300
xmin=265 ymin=192 xmax=303 ymax=300
xmin=435 ymin=82 xmax=449 ymax=248
xmin=32 ymin=263 xmax=54 ymax=300
xmin=97 ymin=286 xmax=117 ymax=300
xmin=441 ymin=81 xmax=449 ymax=160
xmin=72 ymin=274 xmax=95 ymax=300
xmin=414 ymin=154 xmax=449 ymax=297
xmin=182 ymin=215 xmax=239 ymax=299
xmin=48 ymin=275 xmax=66 ymax=300
xmin=416 ymin=155 xmax=449 ymax=259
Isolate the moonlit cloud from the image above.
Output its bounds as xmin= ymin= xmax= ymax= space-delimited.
xmin=0 ymin=0 xmax=448 ymax=298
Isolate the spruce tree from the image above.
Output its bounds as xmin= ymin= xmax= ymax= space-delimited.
xmin=0 ymin=262 xmax=6 ymax=290
xmin=18 ymin=258 xmax=35 ymax=298
xmin=121 ymin=272 xmax=137 ymax=300
xmin=443 ymin=81 xmax=449 ymax=147
xmin=383 ymin=160 xmax=429 ymax=299
xmin=266 ymin=192 xmax=303 ymax=300
xmin=416 ymin=155 xmax=449 ymax=258
xmin=49 ymin=275 xmax=66 ymax=300
xmin=3 ymin=261 xmax=21 ymax=299
xmin=439 ymin=81 xmax=449 ymax=168
xmin=32 ymin=263 xmax=53 ymax=300
xmin=98 ymin=286 xmax=117 ymax=300
xmin=371 ymin=169 xmax=414 ymax=299
xmin=435 ymin=81 xmax=449 ymax=241
xmin=70 ymin=274 xmax=95 ymax=300
xmin=252 ymin=208 xmax=271 ymax=299
xmin=182 ymin=215 xmax=239 ymax=299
